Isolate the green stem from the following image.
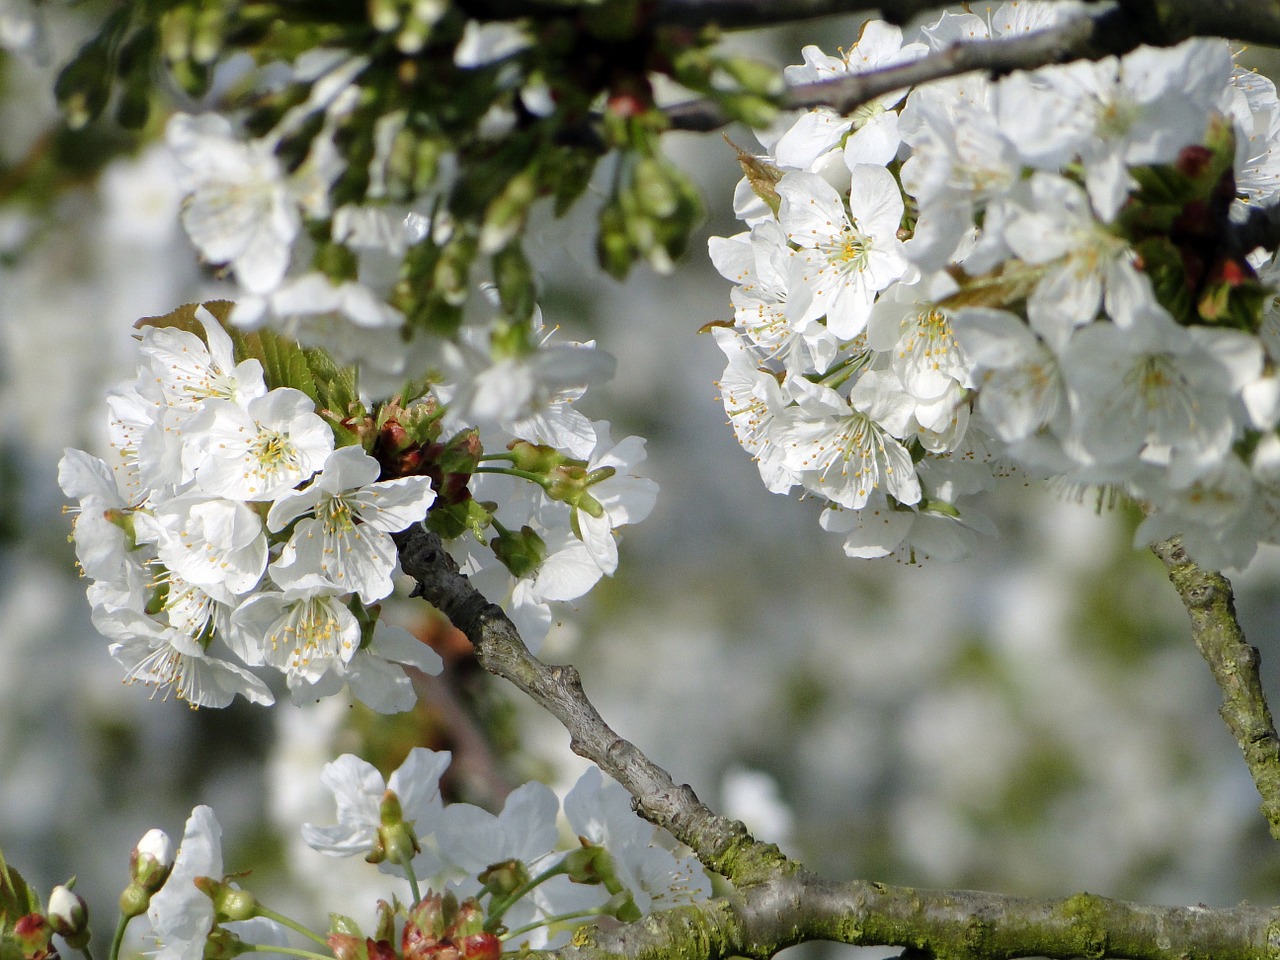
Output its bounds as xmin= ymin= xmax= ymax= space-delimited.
xmin=474 ymin=466 xmax=546 ymax=485
xmin=400 ymin=855 xmax=422 ymax=905
xmin=79 ymin=942 xmax=96 ymax=960
xmin=107 ymin=916 xmax=129 ymax=960
xmin=814 ymin=350 xmax=871 ymax=391
xmin=502 ymin=905 xmax=614 ymax=941
xmin=254 ymin=905 xmax=331 ymax=948
xmin=485 ymin=863 xmax=568 ymax=930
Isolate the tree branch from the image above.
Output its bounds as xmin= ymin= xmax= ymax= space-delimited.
xmin=570 ymin=873 xmax=1280 ymax=960
xmin=1151 ymin=537 xmax=1280 ymax=840
xmin=398 ymin=525 xmax=1280 ymax=958
xmin=393 ymin=525 xmax=792 ymax=888
xmin=664 ymin=6 xmax=1140 ymax=134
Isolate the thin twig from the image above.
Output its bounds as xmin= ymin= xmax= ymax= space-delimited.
xmin=1151 ymin=536 xmax=1280 ymax=840
xmin=664 ymin=6 xmax=1137 ymax=133
xmin=394 ymin=525 xmax=793 ymax=887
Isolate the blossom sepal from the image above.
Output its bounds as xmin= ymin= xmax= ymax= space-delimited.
xmin=193 ymin=877 xmax=258 ymax=923
xmin=371 ymin=790 xmax=421 ymax=867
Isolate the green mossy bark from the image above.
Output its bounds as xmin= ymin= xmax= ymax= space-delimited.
xmin=1152 ymin=538 xmax=1280 ymax=839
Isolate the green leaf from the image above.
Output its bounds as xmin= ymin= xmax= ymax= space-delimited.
xmin=0 ymin=847 xmax=41 ymax=928
xmin=329 ymin=913 xmax=363 ymax=937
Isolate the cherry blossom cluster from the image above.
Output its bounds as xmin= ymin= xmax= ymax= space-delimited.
xmin=4 ymin=749 xmax=709 ymax=960
xmin=59 ymin=306 xmax=655 ymax=709
xmin=43 ymin=750 xmax=707 ymax=960
xmin=711 ymin=2 xmax=1280 ymax=568
xmin=57 ymin=307 xmax=443 ymax=710
xmin=299 ymin=749 xmax=710 ymax=950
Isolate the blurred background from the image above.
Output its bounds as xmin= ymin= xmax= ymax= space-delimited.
xmin=4 ymin=5 xmax=1280 ymax=959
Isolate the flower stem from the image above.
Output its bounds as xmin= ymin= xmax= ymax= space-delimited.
xmin=485 ymin=863 xmax=567 ymax=930
xmin=502 ymin=905 xmax=613 ymax=941
xmin=254 ymin=905 xmax=331 ymax=948
xmin=107 ymin=916 xmax=129 ymax=960
xmin=474 ymin=466 xmax=546 ymax=485
xmin=400 ymin=856 xmax=422 ymax=905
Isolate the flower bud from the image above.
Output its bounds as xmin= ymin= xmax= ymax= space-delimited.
xmin=432 ymin=234 xmax=478 ymax=307
xmin=455 ymin=933 xmax=500 ymax=960
xmin=403 ymin=891 xmax=450 ymax=960
xmin=477 ymin=860 xmax=526 ymax=898
xmin=120 ymin=828 xmax=175 ymax=917
xmin=481 ymin=172 xmax=537 ymax=255
xmin=506 ymin=441 xmax=572 ymax=475
xmin=449 ymin=899 xmax=485 ymax=939
xmin=561 ymin=843 xmax=623 ymax=894
xmin=12 ymin=913 xmax=54 ymax=960
xmin=47 ymin=885 xmax=90 ymax=949
xmin=597 ymin=201 xmax=637 ymax=280
xmin=190 ymin=5 xmax=224 ymax=64
xmin=131 ymin=829 xmax=175 ymax=892
xmin=718 ymin=92 xmax=780 ymax=130
xmin=327 ymin=933 xmax=369 ymax=960
xmin=374 ymin=790 xmax=420 ymax=868
xmin=204 ymin=929 xmax=251 ymax=960
xmin=368 ymin=0 xmax=402 ymax=31
xmin=409 ymin=890 xmax=453 ymax=938
xmin=193 ymin=877 xmax=258 ymax=922
xmin=717 ymin=57 xmax=783 ymax=98
xmin=633 ymin=158 xmax=679 ymax=219
xmin=489 ymin=524 xmax=546 ymax=579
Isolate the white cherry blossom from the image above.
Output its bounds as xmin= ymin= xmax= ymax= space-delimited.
xmin=779 ymin=167 xmax=909 ymax=339
xmin=94 ymin=608 xmax=273 ymax=708
xmin=227 ymin=587 xmax=362 ymax=685
xmin=183 ymin=388 xmax=333 ymax=502
xmin=302 ymin=747 xmax=451 ymax=876
xmin=778 ymin=371 xmax=922 ymax=510
xmin=268 ymin=445 xmax=437 ymax=604
xmin=139 ymin=493 xmax=268 ymax=597
xmin=167 ymin=113 xmax=299 ymax=294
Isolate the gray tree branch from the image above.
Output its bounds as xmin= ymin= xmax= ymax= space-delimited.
xmin=1150 ymin=537 xmax=1280 ymax=840
xmin=664 ymin=6 xmax=1139 ymax=133
xmin=393 ymin=525 xmax=792 ymax=888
